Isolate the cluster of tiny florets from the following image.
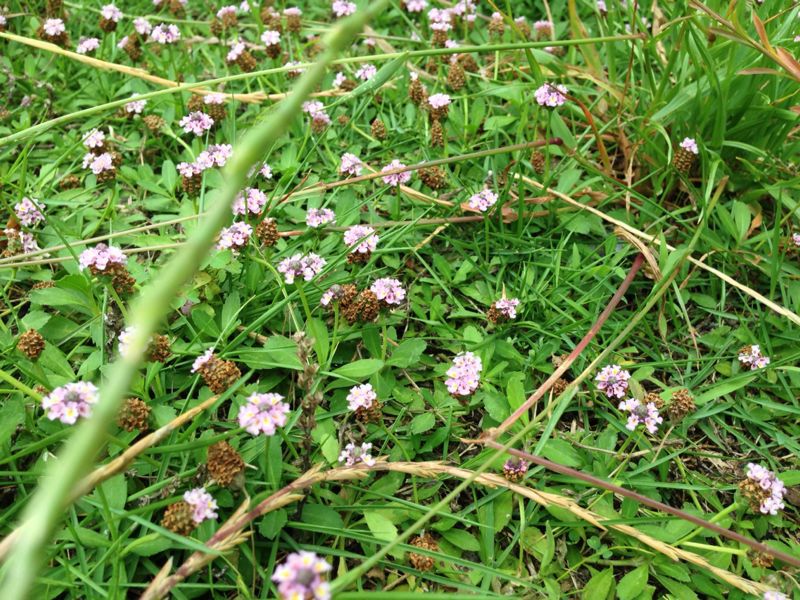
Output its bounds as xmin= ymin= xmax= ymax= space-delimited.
xmin=42 ymin=382 xmax=99 ymax=425
xmin=271 ymin=551 xmax=331 ymax=600
xmin=595 ymin=365 xmax=631 ymax=398
xmin=738 ymin=344 xmax=770 ymax=370
xmin=237 ymin=392 xmax=291 ymax=436
xmin=741 ymin=463 xmax=786 ymax=515
xmin=618 ymin=398 xmax=663 ymax=434
xmin=445 ymin=351 xmax=482 ymax=397
xmin=277 ymin=253 xmax=327 ymax=284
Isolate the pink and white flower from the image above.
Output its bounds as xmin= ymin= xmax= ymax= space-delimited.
xmin=468 ymin=188 xmax=498 ymax=212
xmin=595 ymin=365 xmax=631 ymax=398
xmin=76 ymin=37 xmax=100 ymax=54
xmin=381 ymin=160 xmax=412 ymax=187
xmin=346 ymin=383 xmax=377 ymax=411
xmin=445 ymin=351 xmax=482 ymax=396
xmin=277 ymin=253 xmax=326 ymax=284
xmin=370 ymin=278 xmax=405 ymax=305
xmin=534 ymin=83 xmax=568 ymax=107
xmin=343 ymin=225 xmax=378 ymax=255
xmin=14 ymin=198 xmax=44 ymax=227
xmin=183 ymin=487 xmax=218 ymax=523
xmin=339 ymin=153 xmax=363 ymax=176
xmin=306 ymin=208 xmax=335 ymax=228
xmin=271 ymin=551 xmax=331 ymax=600
xmin=237 ymin=392 xmax=290 ymax=436
xmin=179 ymin=111 xmax=214 ymax=136
xmin=339 ymin=442 xmax=376 ymax=466
xmin=79 ymin=243 xmax=126 ymax=271
xmin=618 ymin=398 xmax=663 ymax=434
xmin=41 ymin=382 xmax=99 ymax=425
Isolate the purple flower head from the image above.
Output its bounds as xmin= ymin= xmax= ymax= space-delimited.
xmin=260 ymin=163 xmax=273 ymax=179
xmin=237 ymin=392 xmax=290 ymax=436
xmin=346 ymin=383 xmax=377 ymax=411
xmin=15 ymin=198 xmax=44 ymax=227
xmin=332 ymin=0 xmax=357 ymax=17
xmin=405 ymin=0 xmax=428 ymax=12
xmin=76 ymin=37 xmax=100 ymax=54
xmin=277 ymin=253 xmax=326 ymax=284
xmin=381 ymin=160 xmax=412 ymax=187
xmin=355 ymin=63 xmax=377 ymax=81
xmin=343 ymin=225 xmax=378 ymax=254
xmin=428 ymin=93 xmax=451 ymax=109
xmin=763 ymin=593 xmax=789 ymax=600
xmin=5 ymin=228 xmax=40 ymax=254
xmin=196 ymin=143 xmax=233 ymax=170
xmin=339 ymin=442 xmax=376 ymax=466
xmin=597 ymin=0 xmax=608 ymax=12
xmin=284 ymin=7 xmax=302 ymax=16
xmin=216 ymin=222 xmax=253 ymax=252
xmin=179 ymin=111 xmax=214 ymax=136
xmin=534 ymin=19 xmax=552 ymax=33
xmin=306 ymin=208 xmax=336 ymax=228
xmin=495 ymin=298 xmax=520 ymax=319
xmin=339 ymin=153 xmax=363 ymax=176
xmin=468 ymin=188 xmax=498 ymax=212
xmin=125 ymin=96 xmax=147 ymax=114
xmin=192 ymin=348 xmax=215 ymax=373
xmin=183 ymin=487 xmax=218 ymax=523
xmin=216 ymin=5 xmax=237 ymax=18
xmin=333 ymin=72 xmax=347 ymax=88
xmin=101 ymin=4 xmax=122 ymax=21
xmin=43 ymin=18 xmax=66 ymax=36
xmin=261 ymin=29 xmax=281 ymax=46
xmin=79 ymin=243 xmax=126 ymax=271
xmin=595 ymin=365 xmax=631 ymax=398
xmin=739 ymin=345 xmax=770 ymax=370
xmin=445 ymin=351 xmax=482 ymax=397
xmin=82 ymin=152 xmax=115 ymax=175
xmin=226 ymin=41 xmax=245 ymax=62
xmin=746 ymin=463 xmax=786 ymax=515
xmin=370 ymin=278 xmax=406 ymax=305
xmin=134 ymin=17 xmax=152 ymax=35
xmin=83 ymin=129 xmax=105 ymax=149
xmin=272 ymin=551 xmax=331 ymax=600
xmin=679 ymin=137 xmax=699 ymax=154
xmin=41 ymin=382 xmax=99 ymax=425
xmin=204 ymin=93 xmax=225 ymax=105
xmin=535 ymin=83 xmax=568 ymax=107
xmin=177 ymin=161 xmax=202 ymax=177
xmin=792 ymin=232 xmax=800 ymax=247
xmin=150 ymin=23 xmax=181 ymax=44
xmin=232 ymin=187 xmax=268 ymax=216
xmin=618 ymin=398 xmax=663 ymax=434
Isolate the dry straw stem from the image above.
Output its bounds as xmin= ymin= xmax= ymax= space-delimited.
xmin=0 ymin=395 xmax=220 ymax=562
xmin=142 ymin=461 xmax=770 ymax=598
xmin=0 ymin=5 xmax=384 ymax=598
xmin=517 ymin=174 xmax=800 ymax=328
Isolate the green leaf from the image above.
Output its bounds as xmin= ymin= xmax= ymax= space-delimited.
xmin=302 ymin=504 xmax=344 ymax=530
xmin=695 ymin=376 xmax=755 ymax=405
xmin=258 ymin=509 xmax=287 ymax=540
xmin=0 ymin=398 xmax=24 ymax=448
xmin=364 ymin=511 xmax=398 ymax=542
xmin=306 ymin=318 xmax=329 ymax=364
xmin=617 ymin=564 xmax=649 ymax=600
xmin=582 ymin=567 xmax=615 ymax=600
xmin=123 ymin=534 xmax=173 ymax=557
xmin=387 ymin=338 xmax=427 ymax=368
xmin=506 ymin=373 xmax=527 ymax=426
xmin=235 ymin=335 xmax=303 ymax=370
xmin=330 ymin=359 xmax=384 ymax=381
xmin=409 ymin=412 xmax=436 ymax=434
xmin=441 ymin=528 xmax=480 ymax=552
xmin=541 ymin=438 xmax=583 ymax=468
xmin=94 ymin=474 xmax=127 ymax=511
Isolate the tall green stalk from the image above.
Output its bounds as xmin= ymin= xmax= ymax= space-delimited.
xmin=0 ymin=3 xmax=385 ymax=598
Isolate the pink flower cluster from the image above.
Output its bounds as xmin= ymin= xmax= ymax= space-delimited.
xmin=101 ymin=4 xmax=122 ymax=22
xmin=83 ymin=152 xmax=114 ymax=175
xmin=191 ymin=348 xmax=215 ymax=373
xmin=739 ymin=345 xmax=770 ymax=370
xmin=343 ymin=225 xmax=378 ymax=255
xmin=216 ymin=222 xmax=253 ymax=251
xmin=445 ymin=351 xmax=482 ymax=396
xmin=79 ymin=243 xmax=126 ymax=271
xmin=370 ymin=278 xmax=406 ymax=305
xmin=306 ymin=208 xmax=335 ymax=228
xmin=177 ymin=143 xmax=233 ymax=177
xmin=595 ymin=365 xmax=631 ymax=398
xmin=332 ymin=0 xmax=357 ymax=17
xmin=404 ymin=0 xmax=428 ymax=13
xmin=428 ymin=93 xmax=451 ymax=109
xmin=618 ymin=398 xmax=663 ymax=434
xmin=134 ymin=17 xmax=152 ymax=35
xmin=179 ymin=111 xmax=214 ymax=136
xmin=237 ymin=392 xmax=290 ymax=436
xmin=150 ymin=23 xmax=181 ymax=44
xmin=216 ymin=5 xmax=237 ymax=18
xmin=83 ymin=129 xmax=105 ymax=149
xmin=429 ymin=7 xmax=453 ymax=31
xmin=495 ymin=298 xmax=520 ymax=319
xmin=43 ymin=18 xmax=66 ymax=36
xmin=347 ymin=383 xmax=377 ymax=411
xmin=261 ymin=29 xmax=281 ymax=46
xmin=745 ymin=463 xmax=786 ymax=515
xmin=125 ymin=96 xmax=147 ymax=114
xmin=272 ymin=551 xmax=331 ymax=600
xmin=226 ymin=41 xmax=246 ymax=62
xmin=76 ymin=37 xmax=100 ymax=54
xmin=339 ymin=153 xmax=363 ymax=176
xmin=302 ymin=100 xmax=331 ymax=128
xmin=204 ymin=93 xmax=225 ymax=105
xmin=355 ymin=63 xmax=377 ymax=81
xmin=183 ymin=487 xmax=218 ymax=523
xmin=42 ymin=382 xmax=99 ymax=425
xmin=680 ymin=137 xmax=699 ymax=154
xmin=232 ymin=187 xmax=268 ymax=216
xmin=792 ymin=232 xmax=800 ymax=247
xmin=4 ymin=228 xmax=40 ymax=254
xmin=339 ymin=442 xmax=376 ymax=466
xmin=468 ymin=188 xmax=498 ymax=212
xmin=277 ymin=253 xmax=326 ymax=284
xmin=381 ymin=160 xmax=412 ymax=187
xmin=15 ymin=198 xmax=44 ymax=226
xmin=535 ymin=83 xmax=568 ymax=107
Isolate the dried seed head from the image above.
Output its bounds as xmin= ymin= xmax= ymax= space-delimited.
xmin=147 ymin=334 xmax=172 ymax=363
xmin=419 ymin=166 xmax=447 ymax=190
xmin=199 ymin=356 xmax=241 ymax=394
xmin=17 ymin=329 xmax=45 ymax=360
xmin=256 ymin=218 xmax=279 ymax=247
xmin=503 ymin=458 xmax=528 ymax=482
xmin=59 ymin=174 xmax=81 ymax=190
xmin=409 ymin=533 xmax=438 ymax=571
xmin=117 ymin=397 xmax=150 ymax=431
xmin=430 ymin=119 xmax=444 ymax=148
xmin=447 ymin=61 xmax=466 ymax=91
xmin=371 ymin=118 xmax=386 ymax=141
xmin=143 ymin=114 xmax=165 ymax=133
xmin=207 ymin=441 xmax=245 ymax=487
xmin=531 ymin=151 xmax=547 ymax=175
xmin=667 ymin=388 xmax=695 ymax=422
xmin=161 ymin=501 xmax=196 ymax=535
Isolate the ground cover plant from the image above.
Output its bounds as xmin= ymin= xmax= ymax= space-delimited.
xmin=0 ymin=0 xmax=799 ymax=598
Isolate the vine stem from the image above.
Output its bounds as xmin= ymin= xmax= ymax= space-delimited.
xmin=0 ymin=4 xmax=386 ymax=597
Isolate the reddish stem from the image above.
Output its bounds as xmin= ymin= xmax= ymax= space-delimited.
xmin=485 ymin=253 xmax=645 ymax=442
